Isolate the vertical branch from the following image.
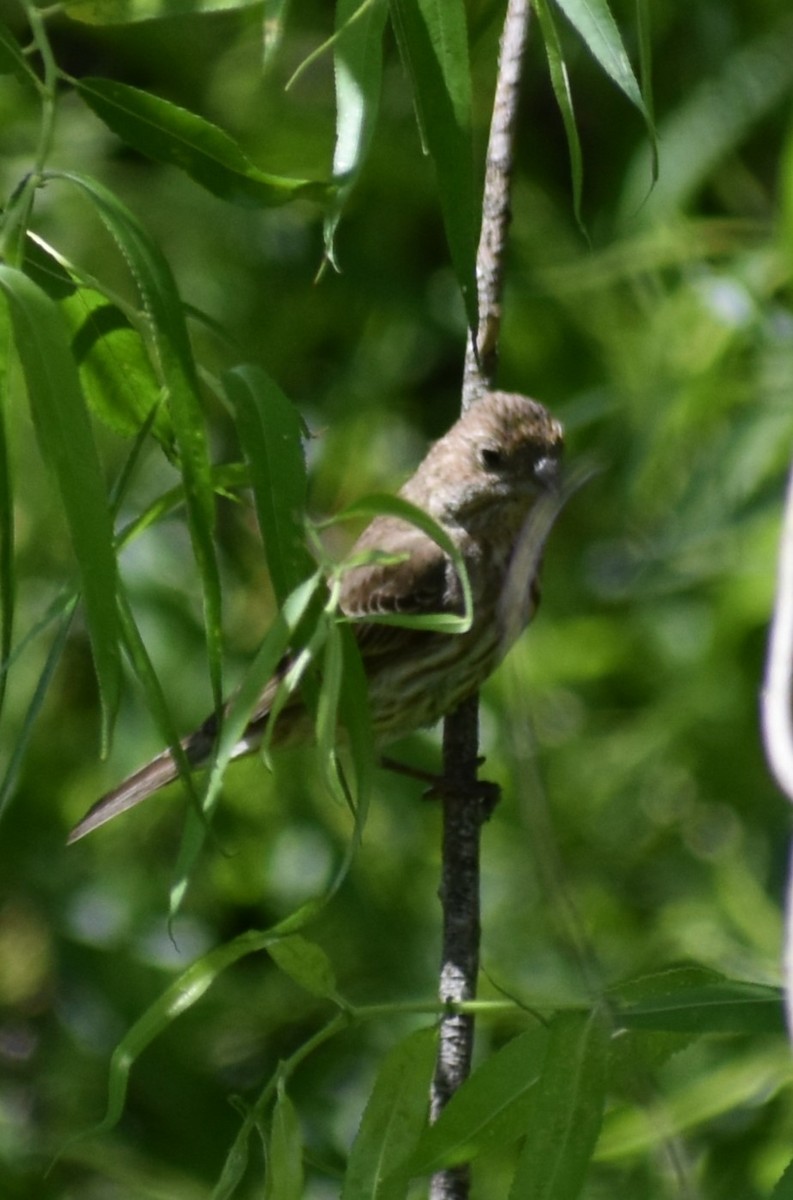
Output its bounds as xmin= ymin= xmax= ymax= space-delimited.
xmin=431 ymin=4 xmax=532 ymax=1199
xmin=760 ymin=461 xmax=793 ymax=1040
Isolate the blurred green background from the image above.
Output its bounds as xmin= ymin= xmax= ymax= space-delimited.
xmin=2 ymin=0 xmax=793 ymax=1196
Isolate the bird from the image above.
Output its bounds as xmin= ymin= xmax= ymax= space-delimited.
xmin=68 ymin=391 xmax=564 ymax=843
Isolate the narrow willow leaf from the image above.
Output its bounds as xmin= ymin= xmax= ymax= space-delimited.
xmin=0 ymin=21 xmax=39 ymax=88
xmin=552 ymin=0 xmax=657 ymax=176
xmin=75 ymin=79 xmax=327 ymax=208
xmin=532 ymin=0 xmax=585 ymax=235
xmin=337 ymin=623 xmax=374 ymax=841
xmin=620 ymin=981 xmax=785 ymax=1035
xmin=509 ymin=1007 xmax=610 ymax=1200
xmin=168 ymin=572 xmax=325 ymax=917
xmin=264 ymin=1083 xmax=304 ymax=1200
xmin=315 ymin=622 xmax=347 ymax=806
xmin=0 ymin=266 xmax=121 ymax=743
xmin=223 ymin=365 xmax=313 ymax=603
xmin=399 ymin=1027 xmax=547 ymax=1178
xmin=342 ymin=1026 xmax=437 ymax=1200
xmin=263 ymin=0 xmax=293 ymax=69
xmin=331 ymin=493 xmax=473 ymax=632
xmin=389 ymin=0 xmax=478 ymax=329
xmin=83 ymin=928 xmax=275 ymax=1142
xmin=23 ymin=234 xmax=77 ymax=300
xmin=51 ymin=170 xmax=223 ymax=712
xmin=62 ymin=0 xmax=261 ymax=24
xmin=324 ymin=0 xmax=389 ymax=267
xmin=62 ymin=288 xmax=172 ymax=449
xmin=268 ymin=934 xmax=338 ymax=1000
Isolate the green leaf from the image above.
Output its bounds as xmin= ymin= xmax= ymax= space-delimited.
xmin=82 ymin=928 xmax=275 ymax=1142
xmin=223 ymin=365 xmax=313 ymax=604
xmin=22 ymin=234 xmax=77 ymax=300
xmin=75 ymin=78 xmax=328 ymax=207
xmin=324 ymin=0 xmax=389 ymax=267
xmin=342 ymin=1026 xmax=437 ymax=1200
xmin=263 ymin=0 xmax=293 ymax=69
xmin=509 ymin=1007 xmax=610 ymax=1200
xmin=399 ymin=1027 xmax=547 ymax=1178
xmin=168 ymin=572 xmax=325 ymax=917
xmin=337 ymin=622 xmax=375 ymax=839
xmin=62 ymin=0 xmax=261 ymax=24
xmin=264 ymin=1082 xmax=304 ymax=1200
xmin=552 ymin=0 xmax=657 ymax=177
xmin=389 ymin=0 xmax=478 ymax=329
xmin=63 ymin=288 xmax=173 ymax=449
xmin=0 ymin=266 xmax=121 ymax=743
xmin=0 ymin=21 xmax=39 ymax=89
xmin=619 ymin=981 xmax=785 ymax=1035
xmin=50 ymin=170 xmax=223 ymax=714
xmin=268 ymin=934 xmax=338 ymax=1000
xmin=532 ymin=0 xmax=585 ymax=235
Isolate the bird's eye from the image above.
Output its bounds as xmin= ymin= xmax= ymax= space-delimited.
xmin=479 ymin=445 xmax=505 ymax=471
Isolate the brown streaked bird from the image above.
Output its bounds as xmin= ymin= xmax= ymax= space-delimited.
xmin=68 ymin=391 xmax=564 ymax=843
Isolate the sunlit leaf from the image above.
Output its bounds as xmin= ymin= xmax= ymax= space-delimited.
xmin=324 ymin=0 xmax=389 ymax=267
xmin=75 ymin=78 xmax=328 ymax=207
xmin=553 ymin=0 xmax=657 ymax=177
xmin=389 ymin=0 xmax=478 ymax=328
xmin=532 ymin=0 xmax=585 ymax=235
xmin=50 ymin=171 xmax=224 ymax=716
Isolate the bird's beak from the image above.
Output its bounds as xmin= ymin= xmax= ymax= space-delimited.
xmin=533 ymin=453 xmax=562 ymax=491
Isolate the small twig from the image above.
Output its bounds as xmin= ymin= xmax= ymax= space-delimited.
xmin=432 ymin=4 xmax=532 ymax=1198
xmin=760 ymin=461 xmax=793 ymax=1040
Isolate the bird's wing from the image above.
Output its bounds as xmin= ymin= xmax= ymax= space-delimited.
xmin=339 ymin=516 xmax=454 ymax=661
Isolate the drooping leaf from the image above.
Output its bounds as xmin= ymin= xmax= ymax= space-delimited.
xmin=75 ymin=78 xmax=328 ymax=207
xmin=389 ymin=0 xmax=478 ymax=329
xmin=532 ymin=0 xmax=585 ymax=235
xmin=324 ymin=0 xmax=389 ymax=267
xmin=552 ymin=0 xmax=657 ymax=178
xmin=50 ymin=170 xmax=223 ymax=717
xmin=0 ymin=266 xmax=121 ymax=744
xmin=223 ymin=364 xmax=313 ymax=604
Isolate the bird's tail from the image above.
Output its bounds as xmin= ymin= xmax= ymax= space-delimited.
xmin=67 ymin=724 xmax=215 ymax=844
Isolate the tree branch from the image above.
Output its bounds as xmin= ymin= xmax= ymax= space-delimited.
xmin=431 ymin=4 xmax=532 ymax=1198
xmin=760 ymin=461 xmax=793 ymax=1038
